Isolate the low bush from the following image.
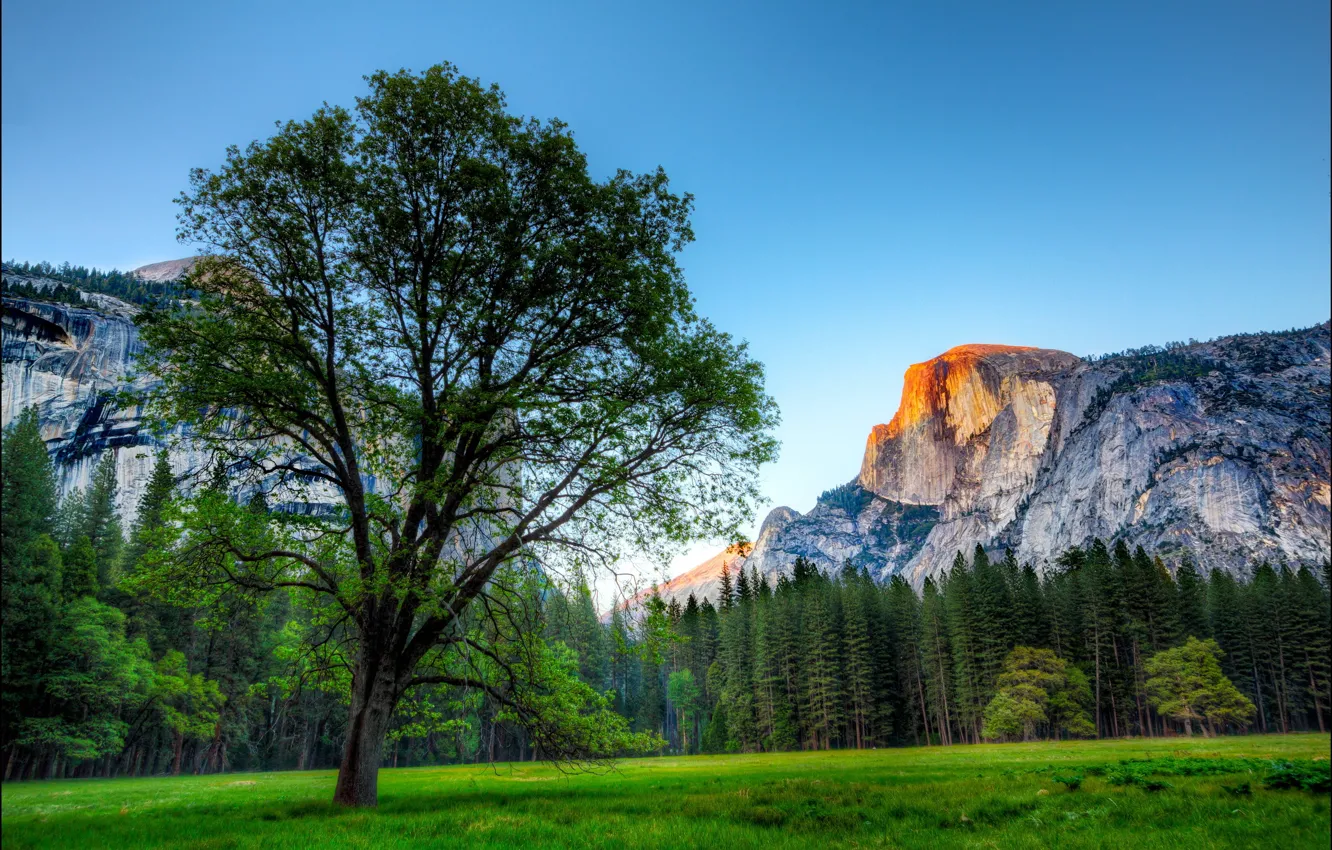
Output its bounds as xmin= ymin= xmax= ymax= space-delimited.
xmin=1262 ymin=760 xmax=1331 ymax=793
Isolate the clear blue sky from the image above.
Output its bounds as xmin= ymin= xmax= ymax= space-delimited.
xmin=4 ymin=0 xmax=1329 ymax=584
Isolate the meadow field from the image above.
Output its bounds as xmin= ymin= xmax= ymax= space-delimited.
xmin=2 ymin=734 xmax=1328 ymax=849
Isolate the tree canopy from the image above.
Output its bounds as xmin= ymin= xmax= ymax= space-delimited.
xmin=1145 ymin=637 xmax=1256 ymax=736
xmin=131 ymin=63 xmax=777 ymax=806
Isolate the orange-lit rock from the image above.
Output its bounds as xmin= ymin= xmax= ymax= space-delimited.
xmin=616 ymin=542 xmax=753 ymax=613
xmin=742 ymin=324 xmax=1329 ymax=589
xmin=858 ymin=344 xmax=1080 ymax=505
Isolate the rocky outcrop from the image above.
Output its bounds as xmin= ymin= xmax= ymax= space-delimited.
xmin=132 ymin=257 xmax=198 ymax=282
xmin=2 ymin=284 xmax=172 ymax=521
xmin=859 ymin=345 xmax=1080 ymax=505
xmin=617 ymin=544 xmax=753 ymax=614
xmin=1001 ymin=328 xmax=1331 ymax=582
xmin=2 ymin=269 xmax=340 ymax=525
xmin=673 ymin=324 xmax=1330 ymax=600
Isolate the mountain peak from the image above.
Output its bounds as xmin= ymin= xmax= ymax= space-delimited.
xmin=860 ymin=343 xmax=1079 ymax=503
xmin=132 ymin=257 xmax=199 ymax=282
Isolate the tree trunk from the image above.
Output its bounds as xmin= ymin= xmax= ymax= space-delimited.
xmin=1307 ymin=656 xmax=1327 ymax=733
xmin=171 ymin=732 xmax=185 ymax=776
xmin=332 ymin=654 xmax=399 ymax=807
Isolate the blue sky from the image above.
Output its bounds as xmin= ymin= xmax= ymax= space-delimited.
xmin=4 ymin=1 xmax=1329 ymax=587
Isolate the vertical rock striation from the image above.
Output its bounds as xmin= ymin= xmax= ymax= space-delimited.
xmin=2 ymin=264 xmax=344 ymax=524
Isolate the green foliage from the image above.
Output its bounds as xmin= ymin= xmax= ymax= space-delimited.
xmin=1145 ymin=637 xmax=1256 ymax=735
xmin=494 ymin=639 xmax=663 ymax=760
xmin=1262 ymin=759 xmax=1331 ymax=793
xmin=817 ymin=482 xmax=871 ymax=517
xmin=1 ymin=407 xmax=58 ymax=568
xmin=2 ymin=260 xmax=191 ymax=307
xmin=151 ymin=651 xmax=225 ymax=747
xmin=981 ymin=647 xmax=1094 ymax=742
xmin=18 ymin=597 xmax=152 ymax=762
xmin=2 ymin=408 xmax=65 ymax=758
xmin=1 ymin=275 xmax=87 ymax=305
xmin=1111 ymin=756 xmax=1265 ymax=777
xmin=1051 ymin=772 xmax=1083 ymax=790
xmin=61 ymin=535 xmax=99 ymax=600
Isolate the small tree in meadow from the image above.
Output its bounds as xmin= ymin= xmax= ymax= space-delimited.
xmin=981 ymin=647 xmax=1094 ymax=742
xmin=1144 ymin=637 xmax=1255 ymax=736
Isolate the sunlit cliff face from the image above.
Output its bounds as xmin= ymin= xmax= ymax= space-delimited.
xmin=858 ymin=344 xmax=1080 ymax=505
xmin=614 ymin=542 xmax=753 ymax=615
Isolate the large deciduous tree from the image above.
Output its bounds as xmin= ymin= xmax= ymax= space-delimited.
xmin=133 ymin=64 xmax=777 ymax=806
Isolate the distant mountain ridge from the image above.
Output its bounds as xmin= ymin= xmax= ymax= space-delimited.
xmin=648 ymin=323 xmax=1330 ymax=607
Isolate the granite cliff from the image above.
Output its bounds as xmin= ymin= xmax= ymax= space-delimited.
xmin=653 ymin=324 xmax=1330 ymax=605
xmin=1 ymin=260 xmax=339 ymax=523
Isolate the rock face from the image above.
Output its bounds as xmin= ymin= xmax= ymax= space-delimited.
xmin=2 ymin=267 xmax=339 ymax=524
xmin=2 ymin=280 xmax=175 ymax=521
xmin=131 ymin=257 xmax=197 ymax=282
xmin=617 ymin=544 xmax=754 ymax=615
xmin=668 ymin=324 xmax=1330 ymax=602
xmin=859 ymin=345 xmax=1080 ymax=505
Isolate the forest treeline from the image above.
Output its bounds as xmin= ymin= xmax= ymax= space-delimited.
xmin=2 ymin=406 xmax=1329 ymax=781
xmin=606 ymin=542 xmax=1327 ymax=754
xmin=1 ymin=261 xmax=189 ymax=308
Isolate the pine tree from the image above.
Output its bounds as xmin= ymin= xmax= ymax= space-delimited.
xmin=82 ymin=453 xmax=124 ymax=591
xmin=1 ymin=407 xmax=59 ymax=572
xmin=944 ymin=553 xmax=983 ymax=742
xmin=919 ymin=577 xmax=953 ymax=745
xmin=969 ymin=544 xmax=1016 ymax=701
xmin=1078 ymin=540 xmax=1120 ymax=737
xmin=718 ymin=563 xmax=734 ymax=611
xmin=763 ymin=584 xmax=800 ymax=750
xmin=735 ymin=564 xmax=752 ymax=604
xmin=801 ymin=588 xmax=841 ymax=749
xmin=62 ymin=535 xmax=100 ymax=600
xmin=1207 ymin=569 xmax=1265 ymax=731
xmin=887 ymin=576 xmax=930 ymax=745
xmin=117 ymin=451 xmax=176 ymax=640
xmin=121 ymin=451 xmax=174 ymax=576
xmin=54 ymin=488 xmax=88 ymax=550
xmin=1 ymin=407 xmax=65 ymax=774
xmin=1250 ymin=564 xmax=1294 ymax=732
xmin=1175 ymin=554 xmax=1208 ymax=641
xmin=841 ymin=565 xmax=875 ymax=748
xmin=1287 ymin=566 xmax=1331 ymax=732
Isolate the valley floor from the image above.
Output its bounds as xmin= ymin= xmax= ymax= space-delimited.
xmin=1 ymin=734 xmax=1328 ymax=849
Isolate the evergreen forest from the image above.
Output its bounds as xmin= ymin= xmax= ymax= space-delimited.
xmin=2 ymin=261 xmax=190 ymax=308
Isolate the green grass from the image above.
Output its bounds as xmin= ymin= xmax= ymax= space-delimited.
xmin=3 ymin=734 xmax=1328 ymax=849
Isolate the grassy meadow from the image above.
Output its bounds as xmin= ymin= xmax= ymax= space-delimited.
xmin=2 ymin=734 xmax=1328 ymax=849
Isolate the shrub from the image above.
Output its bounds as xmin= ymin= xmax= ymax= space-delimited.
xmin=1262 ymin=760 xmax=1331 ymax=793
